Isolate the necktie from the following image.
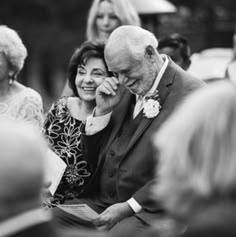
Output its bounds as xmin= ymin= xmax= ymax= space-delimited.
xmin=133 ymin=96 xmax=143 ymax=119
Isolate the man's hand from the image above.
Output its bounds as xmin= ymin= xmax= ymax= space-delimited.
xmin=92 ymin=202 xmax=134 ymax=231
xmin=95 ymin=77 xmax=125 ymax=116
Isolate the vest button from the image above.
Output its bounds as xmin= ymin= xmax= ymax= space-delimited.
xmin=110 ymin=150 xmax=115 ymax=156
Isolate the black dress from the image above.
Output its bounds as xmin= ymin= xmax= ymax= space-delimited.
xmin=43 ymin=97 xmax=91 ymax=204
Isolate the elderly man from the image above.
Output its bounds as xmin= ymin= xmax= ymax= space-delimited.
xmin=53 ymin=26 xmax=205 ymax=235
xmin=0 ymin=120 xmax=59 ymax=237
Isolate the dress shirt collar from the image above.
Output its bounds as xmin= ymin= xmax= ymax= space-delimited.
xmin=146 ymin=54 xmax=169 ymax=97
xmin=136 ymin=54 xmax=169 ymax=101
xmin=0 ymin=208 xmax=51 ymax=237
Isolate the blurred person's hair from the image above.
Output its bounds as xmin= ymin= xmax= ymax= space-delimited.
xmin=105 ymin=25 xmax=158 ymax=64
xmin=158 ymin=33 xmax=191 ymax=70
xmin=0 ymin=119 xmax=47 ymax=219
xmin=86 ymin=0 xmax=141 ymax=41
xmin=68 ymin=40 xmax=112 ymax=97
xmin=0 ymin=25 xmax=27 ymax=79
xmin=153 ymin=81 xmax=236 ymax=218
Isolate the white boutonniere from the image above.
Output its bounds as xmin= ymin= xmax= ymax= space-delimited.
xmin=143 ymin=90 xmax=161 ymax=119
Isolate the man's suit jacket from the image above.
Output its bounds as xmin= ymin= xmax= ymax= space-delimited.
xmin=81 ymin=60 xmax=205 ymax=224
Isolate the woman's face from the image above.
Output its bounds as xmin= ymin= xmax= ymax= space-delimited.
xmin=96 ymin=1 xmax=121 ymax=40
xmin=75 ymin=57 xmax=108 ymax=102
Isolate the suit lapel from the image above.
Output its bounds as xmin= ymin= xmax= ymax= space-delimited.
xmin=126 ymin=60 xmax=176 ymax=152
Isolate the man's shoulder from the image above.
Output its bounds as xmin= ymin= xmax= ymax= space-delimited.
xmin=171 ymin=63 xmax=206 ymax=90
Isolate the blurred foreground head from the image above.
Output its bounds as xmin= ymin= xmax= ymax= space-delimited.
xmin=0 ymin=119 xmax=47 ymax=221
xmin=153 ymin=81 xmax=236 ymax=218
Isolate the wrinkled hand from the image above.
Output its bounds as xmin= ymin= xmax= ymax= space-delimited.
xmin=95 ymin=77 xmax=126 ymax=116
xmin=92 ymin=202 xmax=134 ymax=231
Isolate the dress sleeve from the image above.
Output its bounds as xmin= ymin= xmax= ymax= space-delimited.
xmin=43 ymin=99 xmax=58 ymax=136
xmin=42 ymin=97 xmax=67 ymax=142
xmin=17 ymin=89 xmax=44 ymax=128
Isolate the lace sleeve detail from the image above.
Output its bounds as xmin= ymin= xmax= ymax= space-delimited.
xmin=17 ymin=88 xmax=44 ymax=128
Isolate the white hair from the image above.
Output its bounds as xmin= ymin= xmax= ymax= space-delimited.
xmin=105 ymin=25 xmax=158 ymax=62
xmin=0 ymin=25 xmax=27 ymax=74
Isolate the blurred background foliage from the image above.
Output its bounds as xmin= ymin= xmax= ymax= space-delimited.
xmin=0 ymin=0 xmax=235 ymax=110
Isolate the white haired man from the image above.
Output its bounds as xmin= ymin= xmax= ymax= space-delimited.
xmin=52 ymin=26 xmax=205 ymax=235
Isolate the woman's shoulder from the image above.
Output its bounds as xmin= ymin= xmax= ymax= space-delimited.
xmin=66 ymin=96 xmax=80 ymax=108
xmin=54 ymin=96 xmax=70 ymax=107
xmin=14 ymin=82 xmax=42 ymax=101
xmin=47 ymin=96 xmax=70 ymax=115
xmin=9 ymin=83 xmax=42 ymax=109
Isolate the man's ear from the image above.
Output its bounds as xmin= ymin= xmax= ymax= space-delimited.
xmin=144 ymin=45 xmax=156 ymax=63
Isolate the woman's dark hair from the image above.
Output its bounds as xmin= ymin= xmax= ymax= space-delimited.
xmin=68 ymin=40 xmax=111 ymax=97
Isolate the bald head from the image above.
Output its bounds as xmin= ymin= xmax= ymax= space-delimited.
xmin=105 ymin=25 xmax=158 ymax=65
xmin=0 ymin=119 xmax=47 ymax=218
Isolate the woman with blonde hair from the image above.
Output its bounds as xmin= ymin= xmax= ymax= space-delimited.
xmin=61 ymin=0 xmax=140 ymax=96
xmin=0 ymin=25 xmax=43 ymax=127
xmin=150 ymin=81 xmax=236 ymax=237
xmin=87 ymin=0 xmax=140 ymax=41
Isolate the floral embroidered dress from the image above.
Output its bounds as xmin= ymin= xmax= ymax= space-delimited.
xmin=43 ymin=97 xmax=91 ymax=204
xmin=0 ymin=87 xmax=44 ymax=128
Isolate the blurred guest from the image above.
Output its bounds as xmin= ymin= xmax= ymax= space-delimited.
xmin=61 ymin=0 xmax=140 ymax=97
xmin=43 ymin=40 xmax=113 ymax=204
xmin=52 ymin=26 xmax=204 ymax=235
xmin=0 ymin=25 xmax=44 ymax=127
xmin=0 ymin=119 xmax=58 ymax=237
xmin=87 ymin=0 xmax=140 ymax=41
xmin=158 ymin=33 xmax=191 ymax=71
xmin=150 ymin=81 xmax=236 ymax=237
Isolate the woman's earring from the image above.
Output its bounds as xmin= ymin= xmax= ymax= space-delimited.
xmin=8 ymin=71 xmax=16 ymax=85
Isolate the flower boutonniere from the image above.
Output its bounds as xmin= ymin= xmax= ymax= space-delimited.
xmin=143 ymin=90 xmax=161 ymax=119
